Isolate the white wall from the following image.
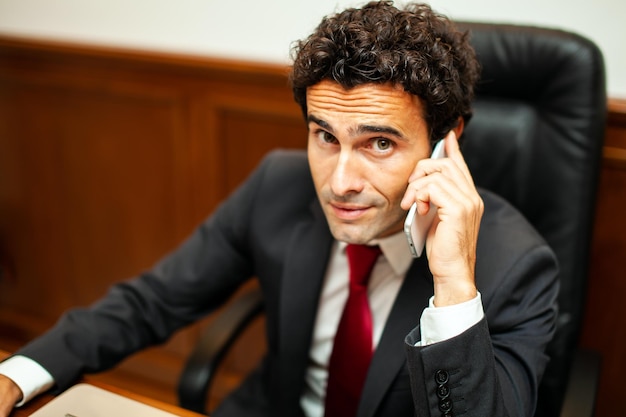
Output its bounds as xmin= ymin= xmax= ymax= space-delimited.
xmin=0 ymin=0 xmax=624 ymax=99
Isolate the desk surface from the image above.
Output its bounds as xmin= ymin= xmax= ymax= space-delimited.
xmin=0 ymin=350 xmax=206 ymax=417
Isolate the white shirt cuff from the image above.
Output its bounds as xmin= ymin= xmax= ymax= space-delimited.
xmin=418 ymin=292 xmax=484 ymax=346
xmin=0 ymin=355 xmax=54 ymax=407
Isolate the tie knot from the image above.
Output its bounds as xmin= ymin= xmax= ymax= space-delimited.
xmin=346 ymin=244 xmax=382 ymax=287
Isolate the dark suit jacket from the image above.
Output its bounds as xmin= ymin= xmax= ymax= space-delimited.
xmin=17 ymin=149 xmax=559 ymax=417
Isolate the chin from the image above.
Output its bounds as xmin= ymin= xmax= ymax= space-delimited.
xmin=328 ymin=224 xmax=376 ymax=245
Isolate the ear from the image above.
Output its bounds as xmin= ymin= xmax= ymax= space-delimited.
xmin=453 ymin=117 xmax=465 ymax=138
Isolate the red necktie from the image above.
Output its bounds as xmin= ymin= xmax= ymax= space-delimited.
xmin=324 ymin=244 xmax=382 ymax=417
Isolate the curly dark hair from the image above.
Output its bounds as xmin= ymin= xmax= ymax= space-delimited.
xmin=289 ymin=1 xmax=480 ymax=143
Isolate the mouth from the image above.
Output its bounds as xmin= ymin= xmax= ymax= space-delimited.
xmin=329 ymin=202 xmax=372 ymax=220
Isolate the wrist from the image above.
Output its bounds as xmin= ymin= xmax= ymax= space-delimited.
xmin=0 ymin=374 xmax=23 ymax=409
xmin=433 ymin=281 xmax=477 ymax=307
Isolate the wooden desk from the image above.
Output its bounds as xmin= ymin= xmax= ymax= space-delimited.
xmin=0 ymin=350 xmax=206 ymax=417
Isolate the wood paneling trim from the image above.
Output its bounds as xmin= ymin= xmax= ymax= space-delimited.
xmin=608 ymin=98 xmax=626 ymax=118
xmin=0 ymin=35 xmax=292 ymax=86
xmin=606 ymin=98 xmax=626 ymax=147
xmin=603 ymin=146 xmax=626 ymax=168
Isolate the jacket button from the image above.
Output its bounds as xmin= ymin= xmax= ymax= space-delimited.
xmin=437 ymin=384 xmax=450 ymax=399
xmin=439 ymin=397 xmax=453 ymax=412
xmin=442 ymin=411 xmax=454 ymax=417
xmin=435 ymin=369 xmax=449 ymax=385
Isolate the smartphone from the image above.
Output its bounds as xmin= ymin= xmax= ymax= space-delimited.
xmin=403 ymin=139 xmax=446 ymax=258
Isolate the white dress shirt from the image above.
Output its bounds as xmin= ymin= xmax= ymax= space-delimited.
xmin=0 ymin=233 xmax=483 ymax=411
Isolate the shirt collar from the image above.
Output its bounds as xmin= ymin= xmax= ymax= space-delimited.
xmin=337 ymin=231 xmax=414 ymax=277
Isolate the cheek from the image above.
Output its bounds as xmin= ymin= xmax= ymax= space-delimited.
xmin=308 ymin=149 xmax=329 ymax=191
xmin=382 ymin=182 xmax=408 ymax=207
xmin=370 ymin=164 xmax=413 ymax=203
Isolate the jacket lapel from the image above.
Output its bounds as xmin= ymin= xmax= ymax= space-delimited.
xmin=277 ymin=201 xmax=334 ymax=414
xmin=358 ymin=254 xmax=433 ymax=417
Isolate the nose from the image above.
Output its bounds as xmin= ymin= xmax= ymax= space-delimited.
xmin=329 ymin=150 xmax=365 ymax=197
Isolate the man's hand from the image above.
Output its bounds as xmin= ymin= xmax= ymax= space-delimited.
xmin=0 ymin=374 xmax=22 ymax=417
xmin=401 ymin=130 xmax=484 ymax=307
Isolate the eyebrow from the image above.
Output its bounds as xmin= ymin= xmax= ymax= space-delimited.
xmin=307 ymin=114 xmax=407 ymax=140
xmin=307 ymin=114 xmax=333 ymax=132
xmin=356 ymin=124 xmax=404 ymax=138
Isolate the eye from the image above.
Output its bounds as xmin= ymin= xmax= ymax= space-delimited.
xmin=316 ymin=130 xmax=337 ymax=144
xmin=373 ymin=138 xmax=393 ymax=151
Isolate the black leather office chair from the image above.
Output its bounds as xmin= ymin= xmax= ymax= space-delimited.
xmin=178 ymin=22 xmax=607 ymax=416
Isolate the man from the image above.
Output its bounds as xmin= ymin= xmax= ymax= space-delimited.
xmin=0 ymin=2 xmax=558 ymax=416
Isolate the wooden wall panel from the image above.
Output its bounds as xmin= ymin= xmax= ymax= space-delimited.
xmin=0 ymin=80 xmax=189 ymax=317
xmin=209 ymin=95 xmax=306 ymax=195
xmin=579 ymin=100 xmax=626 ymax=417
xmin=0 ymin=36 xmax=625 ymax=415
xmin=0 ymin=36 xmax=305 ymax=405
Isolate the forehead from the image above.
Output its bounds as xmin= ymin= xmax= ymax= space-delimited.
xmin=306 ymin=80 xmax=425 ymax=126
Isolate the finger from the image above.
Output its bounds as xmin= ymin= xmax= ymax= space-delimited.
xmin=443 ymin=129 xmax=460 ymax=157
xmin=443 ymin=130 xmax=476 ymax=187
xmin=409 ymin=158 xmax=473 ymax=200
xmin=402 ymin=170 xmax=472 ymax=213
xmin=408 ymin=131 xmax=459 ymax=183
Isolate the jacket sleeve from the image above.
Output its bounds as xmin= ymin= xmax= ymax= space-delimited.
xmin=14 ymin=151 xmax=281 ymax=393
xmin=405 ymin=235 xmax=559 ymax=416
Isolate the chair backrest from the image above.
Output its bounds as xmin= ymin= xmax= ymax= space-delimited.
xmin=457 ymin=22 xmax=606 ymax=416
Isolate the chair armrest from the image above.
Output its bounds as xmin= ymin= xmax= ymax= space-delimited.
xmin=560 ymin=348 xmax=601 ymax=417
xmin=177 ymin=287 xmax=264 ymax=415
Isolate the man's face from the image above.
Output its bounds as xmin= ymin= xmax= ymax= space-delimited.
xmin=307 ymin=80 xmax=431 ymax=244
